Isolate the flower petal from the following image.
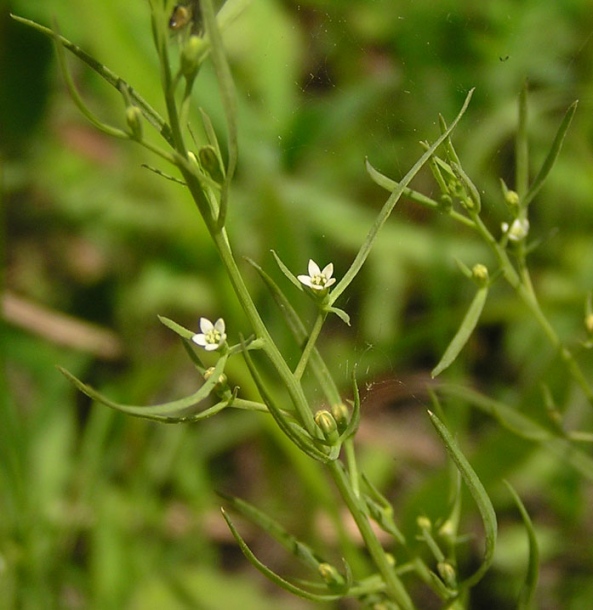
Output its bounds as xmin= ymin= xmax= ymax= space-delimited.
xmin=307 ymin=259 xmax=321 ymax=276
xmin=192 ymin=334 xmax=207 ymax=346
xmin=199 ymin=317 xmax=214 ymax=333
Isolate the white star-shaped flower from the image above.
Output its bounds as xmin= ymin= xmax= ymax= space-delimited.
xmin=502 ymin=218 xmax=530 ymax=242
xmin=191 ymin=317 xmax=227 ymax=351
xmin=297 ymin=260 xmax=336 ymax=291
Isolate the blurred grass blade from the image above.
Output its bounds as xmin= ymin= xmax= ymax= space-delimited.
xmin=516 ymin=82 xmax=529 ymax=199
xmin=220 ymin=509 xmax=342 ymax=601
xmin=58 ymin=354 xmax=227 ymax=419
xmin=427 ymin=411 xmax=497 ymax=589
xmin=432 ymin=286 xmax=488 ymax=378
xmin=524 ymin=101 xmax=578 ymax=207
xmin=331 ymin=88 xmax=474 ymax=304
xmin=504 ymin=481 xmax=539 ymax=610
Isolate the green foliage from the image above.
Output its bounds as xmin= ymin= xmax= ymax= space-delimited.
xmin=4 ymin=0 xmax=593 ymax=608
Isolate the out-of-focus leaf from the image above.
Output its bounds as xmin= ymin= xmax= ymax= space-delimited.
xmin=428 ymin=411 xmax=497 ymax=589
xmin=432 ymin=285 xmax=488 ymax=377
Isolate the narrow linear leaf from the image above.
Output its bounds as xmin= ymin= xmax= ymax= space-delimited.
xmin=58 ymin=354 xmax=227 ymax=419
xmin=158 ymin=315 xmax=195 ymax=340
xmin=516 ymin=82 xmax=529 ymax=200
xmin=221 ymin=509 xmax=341 ymax=602
xmin=427 ymin=411 xmax=497 ymax=589
xmin=524 ymin=101 xmax=578 ymax=207
xmin=219 ymin=494 xmax=329 ymax=572
xmin=432 ymin=286 xmax=488 ymax=378
xmin=271 ymin=250 xmax=303 ymax=290
xmin=504 ymin=481 xmax=539 ymax=610
xmin=332 ymin=88 xmax=474 ymax=304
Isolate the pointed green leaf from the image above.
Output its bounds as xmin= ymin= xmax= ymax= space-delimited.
xmin=524 ymin=101 xmax=578 ymax=207
xmin=427 ymin=411 xmax=497 ymax=589
xmin=220 ymin=509 xmax=342 ymax=602
xmin=158 ymin=315 xmax=196 ymax=340
xmin=331 ymin=89 xmax=474 ymax=304
xmin=432 ymin=286 xmax=488 ymax=377
xmin=327 ymin=306 xmax=351 ymax=326
xmin=219 ymin=494 xmax=328 ymax=571
xmin=271 ymin=250 xmax=303 ymax=290
xmin=504 ymin=481 xmax=539 ymax=610
xmin=58 ymin=354 xmax=227 ymax=420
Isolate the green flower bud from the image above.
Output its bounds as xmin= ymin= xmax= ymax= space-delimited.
xmin=416 ymin=516 xmax=432 ymax=532
xmin=437 ymin=561 xmax=457 ymax=589
xmin=471 ymin=263 xmax=489 ymax=286
xmin=505 ymin=189 xmax=520 ymax=207
xmin=125 ymin=106 xmax=143 ymax=141
xmin=199 ymin=145 xmax=225 ymax=183
xmin=438 ymin=519 xmax=456 ymax=544
xmin=181 ymin=35 xmax=205 ymax=77
xmin=330 ymin=402 xmax=349 ymax=432
xmin=314 ymin=410 xmax=339 ymax=444
xmin=439 ymin=194 xmax=453 ymax=212
xmin=318 ymin=563 xmax=344 ymax=587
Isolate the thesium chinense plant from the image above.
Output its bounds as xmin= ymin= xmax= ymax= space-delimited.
xmin=11 ymin=1 xmax=593 ymax=608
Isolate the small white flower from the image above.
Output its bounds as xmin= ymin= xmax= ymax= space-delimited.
xmin=502 ymin=218 xmax=530 ymax=242
xmin=192 ymin=317 xmax=226 ymax=351
xmin=298 ymin=260 xmax=336 ymax=291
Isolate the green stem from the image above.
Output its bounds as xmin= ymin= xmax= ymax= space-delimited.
xmin=328 ymin=461 xmax=415 ymax=610
xmin=344 ymin=439 xmax=360 ymax=498
xmin=294 ymin=311 xmax=327 ymax=381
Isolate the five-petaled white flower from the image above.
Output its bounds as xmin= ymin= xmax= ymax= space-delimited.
xmin=502 ymin=218 xmax=530 ymax=242
xmin=192 ymin=317 xmax=227 ymax=351
xmin=298 ymin=260 xmax=336 ymax=292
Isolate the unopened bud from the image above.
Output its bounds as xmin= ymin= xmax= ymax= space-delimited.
xmin=199 ymin=145 xmax=225 ymax=183
xmin=331 ymin=402 xmax=349 ymax=432
xmin=437 ymin=561 xmax=457 ymax=589
xmin=318 ymin=563 xmax=343 ymax=587
xmin=314 ymin=410 xmax=339 ymax=443
xmin=416 ymin=516 xmax=432 ymax=532
xmin=471 ymin=264 xmax=489 ymax=286
xmin=126 ymin=106 xmax=143 ymax=141
xmin=438 ymin=519 xmax=456 ymax=544
xmin=505 ymin=189 xmax=520 ymax=207
xmin=181 ymin=35 xmax=205 ymax=77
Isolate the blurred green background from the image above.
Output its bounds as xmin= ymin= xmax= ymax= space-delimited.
xmin=3 ymin=0 xmax=593 ymax=608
